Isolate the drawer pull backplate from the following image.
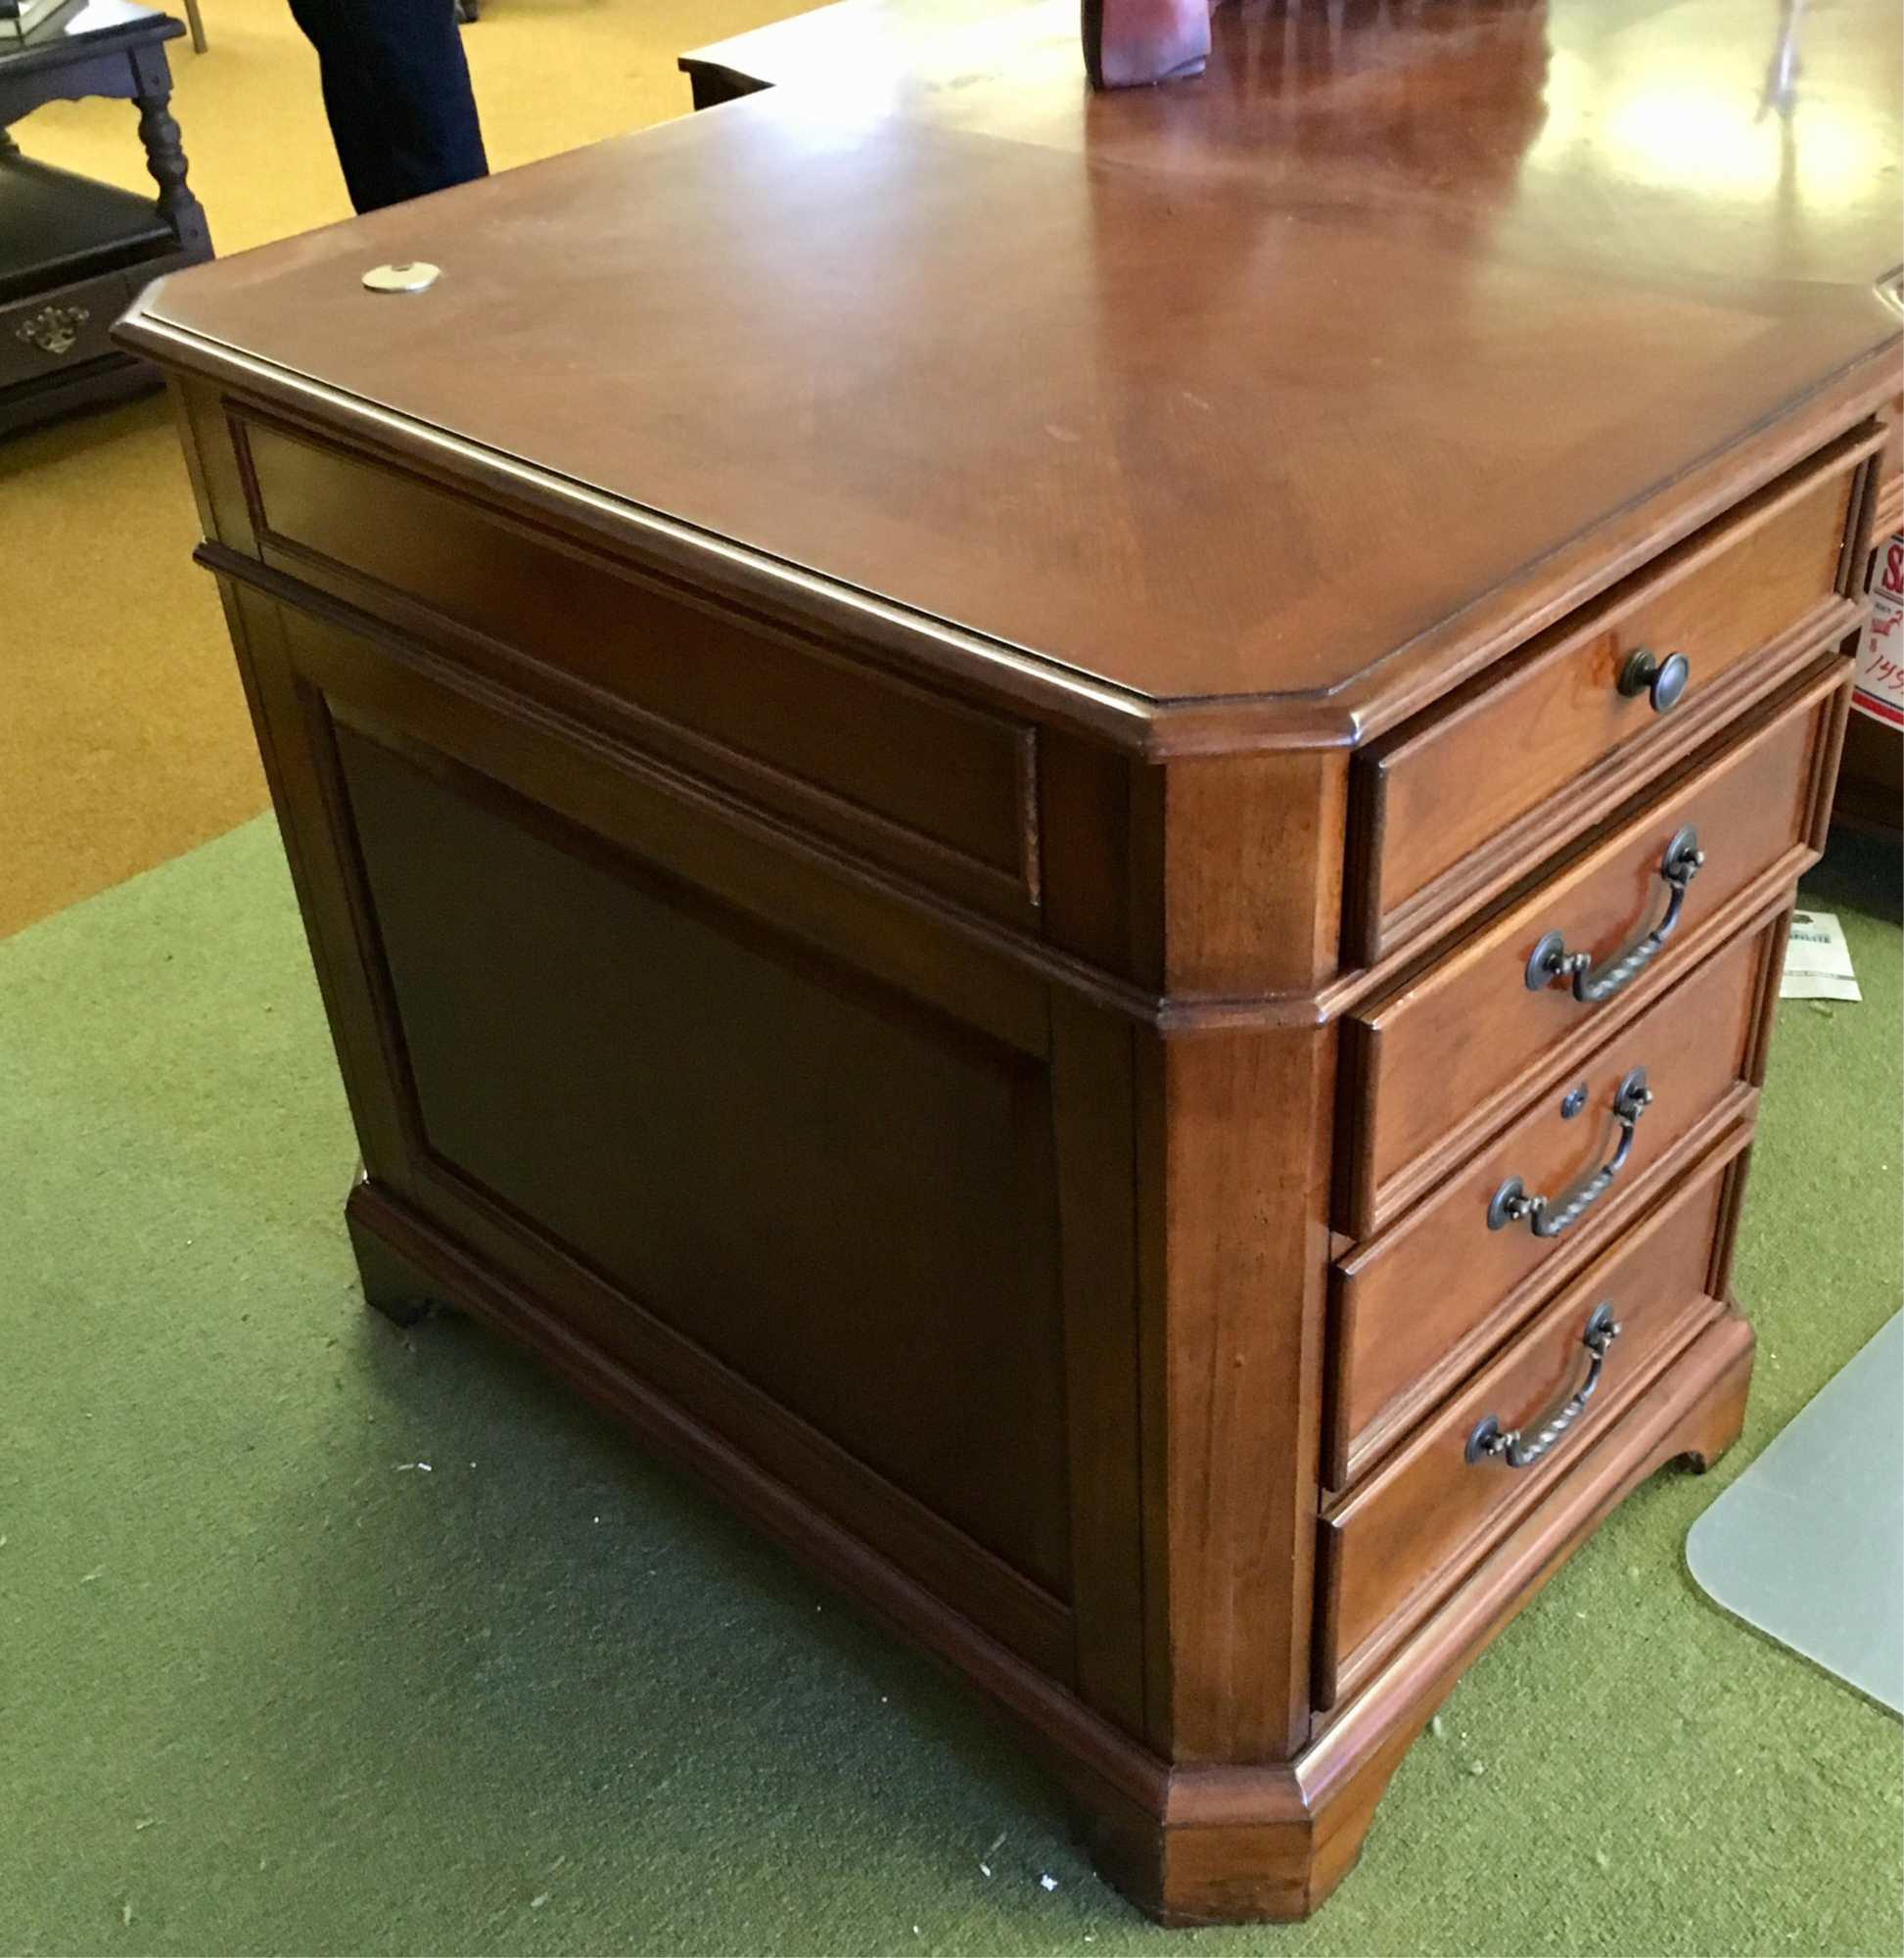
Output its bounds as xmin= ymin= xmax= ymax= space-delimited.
xmin=14 ymin=303 xmax=90 ymax=358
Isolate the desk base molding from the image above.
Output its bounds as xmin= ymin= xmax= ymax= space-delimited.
xmin=347 ymin=1172 xmax=1751 ymax=1926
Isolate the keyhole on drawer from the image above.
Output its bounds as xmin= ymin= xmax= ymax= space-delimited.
xmin=1560 ymin=1084 xmax=1589 ymax=1119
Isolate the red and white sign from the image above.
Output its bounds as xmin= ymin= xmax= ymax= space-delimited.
xmin=1857 ymin=531 xmax=1904 ymax=728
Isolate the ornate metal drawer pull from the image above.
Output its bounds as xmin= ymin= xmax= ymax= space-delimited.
xmin=14 ymin=303 xmax=91 ymax=358
xmin=1525 ymin=826 xmax=1703 ymax=1003
xmin=1465 ymin=1304 xmax=1622 ymax=1469
xmin=1488 ymin=1068 xmax=1652 ymax=1237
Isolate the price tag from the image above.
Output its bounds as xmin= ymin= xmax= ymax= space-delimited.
xmin=1855 ymin=531 xmax=1904 ymax=729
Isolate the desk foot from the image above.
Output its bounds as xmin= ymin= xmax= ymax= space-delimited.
xmin=1075 ymin=1313 xmax=1755 ymax=1923
xmin=348 ymin=1172 xmax=448 ymax=1327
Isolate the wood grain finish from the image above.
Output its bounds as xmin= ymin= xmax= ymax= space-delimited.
xmin=239 ymin=413 xmax=1044 ymax=924
xmin=1327 ymin=917 xmax=1779 ymax=1489
xmin=334 ymin=718 xmax=1076 ymax=1596
xmin=1318 ymin=1137 xmax=1741 ymax=1707
xmin=1354 ymin=436 xmax=1869 ymax=957
xmin=1343 ymin=662 xmax=1845 ymax=1235
xmin=119 ymin=0 xmax=1899 ymax=1925
xmin=1135 ymin=1020 xmax=1335 ymax=1763
xmin=118 ymin=0 xmax=1902 ymax=748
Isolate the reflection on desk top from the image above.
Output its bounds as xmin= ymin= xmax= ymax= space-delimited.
xmin=122 ymin=0 xmax=1902 ymax=734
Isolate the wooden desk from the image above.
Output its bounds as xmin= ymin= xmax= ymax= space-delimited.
xmin=120 ymin=0 xmax=1901 ymax=1924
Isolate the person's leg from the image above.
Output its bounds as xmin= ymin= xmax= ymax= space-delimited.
xmin=287 ymin=0 xmax=388 ymax=212
xmin=288 ymin=0 xmax=488 ymax=214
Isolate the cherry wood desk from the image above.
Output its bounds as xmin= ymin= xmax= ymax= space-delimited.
xmin=121 ymin=0 xmax=1901 ymax=1924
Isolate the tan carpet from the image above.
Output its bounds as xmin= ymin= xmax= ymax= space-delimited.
xmin=2 ymin=0 xmax=802 ymax=940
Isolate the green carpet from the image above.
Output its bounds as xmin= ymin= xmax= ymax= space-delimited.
xmin=2 ymin=817 xmax=1899 ymax=1957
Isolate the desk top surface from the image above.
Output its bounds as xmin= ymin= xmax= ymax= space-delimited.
xmin=127 ymin=0 xmax=1902 ymax=725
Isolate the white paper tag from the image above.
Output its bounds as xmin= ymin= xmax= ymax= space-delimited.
xmin=1780 ymin=909 xmax=1861 ymax=1002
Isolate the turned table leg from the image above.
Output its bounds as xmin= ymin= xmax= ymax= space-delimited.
xmin=130 ymin=45 xmax=210 ymax=258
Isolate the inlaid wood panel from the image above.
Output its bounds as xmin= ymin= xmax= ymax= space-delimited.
xmin=334 ymin=718 xmax=1077 ymax=1593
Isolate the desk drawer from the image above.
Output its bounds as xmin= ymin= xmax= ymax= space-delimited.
xmin=1316 ymin=1147 xmax=1737 ymax=1707
xmin=1353 ymin=435 xmax=1867 ymax=958
xmin=1340 ymin=660 xmax=1842 ymax=1235
xmin=233 ymin=415 xmax=1041 ymax=924
xmin=1 ymin=268 xmax=132 ymax=390
xmin=1327 ymin=916 xmax=1778 ymax=1487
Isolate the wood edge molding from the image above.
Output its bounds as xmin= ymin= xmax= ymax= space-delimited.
xmin=121 ymin=331 xmax=1180 ymax=751
xmin=1742 ymin=909 xmax=1796 ymax=1092
xmin=1839 ymin=449 xmax=1882 ymax=598
xmin=201 ymin=547 xmax=1174 ymax=1026
xmin=241 ymin=515 xmax=1048 ymax=925
xmin=1807 ymin=658 xmax=1856 ymax=855
xmin=115 ymin=313 xmax=1897 ymax=758
xmin=214 ymin=539 xmax=1840 ymax=1045
xmin=224 ymin=595 xmax=1824 ymax=1059
xmin=195 ymin=547 xmax=1341 ymax=1036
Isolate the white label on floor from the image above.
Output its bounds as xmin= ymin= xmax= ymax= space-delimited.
xmin=1780 ymin=909 xmax=1861 ymax=1002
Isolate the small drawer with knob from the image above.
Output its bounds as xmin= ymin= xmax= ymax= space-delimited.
xmin=1325 ymin=914 xmax=1782 ymax=1489
xmin=1315 ymin=1133 xmax=1745 ymax=1709
xmin=1337 ymin=655 xmax=1845 ymax=1238
xmin=1348 ymin=425 xmax=1878 ymax=962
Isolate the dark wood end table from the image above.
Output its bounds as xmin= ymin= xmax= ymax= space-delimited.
xmin=1 ymin=0 xmax=211 ymax=436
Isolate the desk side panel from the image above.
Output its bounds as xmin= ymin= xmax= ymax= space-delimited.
xmin=201 ymin=515 xmax=1153 ymax=1722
